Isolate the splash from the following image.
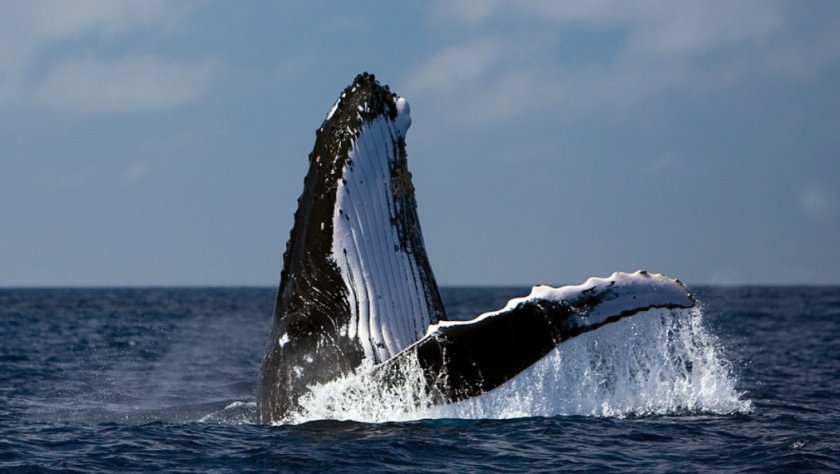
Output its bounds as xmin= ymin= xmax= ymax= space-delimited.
xmin=435 ymin=308 xmax=751 ymax=419
xmin=283 ymin=307 xmax=751 ymax=425
xmin=287 ymin=353 xmax=434 ymax=425
xmin=198 ymin=401 xmax=257 ymax=425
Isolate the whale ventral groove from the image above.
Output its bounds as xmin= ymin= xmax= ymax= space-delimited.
xmin=256 ymin=73 xmax=696 ymax=424
xmin=257 ymin=73 xmax=446 ymax=423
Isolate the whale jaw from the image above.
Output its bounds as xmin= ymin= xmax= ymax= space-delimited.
xmin=257 ymin=73 xmax=445 ymax=423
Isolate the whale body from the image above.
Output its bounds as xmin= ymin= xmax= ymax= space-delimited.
xmin=256 ymin=73 xmax=695 ymax=424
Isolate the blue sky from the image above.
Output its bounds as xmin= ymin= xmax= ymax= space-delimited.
xmin=2 ymin=1 xmax=839 ymax=286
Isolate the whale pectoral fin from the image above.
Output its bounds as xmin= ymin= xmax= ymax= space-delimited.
xmin=378 ymin=271 xmax=695 ymax=403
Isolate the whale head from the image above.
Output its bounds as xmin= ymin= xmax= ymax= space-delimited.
xmin=257 ymin=73 xmax=445 ymax=422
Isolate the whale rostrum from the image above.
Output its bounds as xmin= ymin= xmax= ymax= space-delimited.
xmin=256 ymin=73 xmax=695 ymax=424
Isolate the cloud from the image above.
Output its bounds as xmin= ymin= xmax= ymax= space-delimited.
xmin=522 ymin=1 xmax=782 ymax=56
xmin=625 ymin=3 xmax=782 ymax=56
xmin=440 ymin=0 xmax=785 ymax=56
xmin=120 ymin=128 xmax=208 ymax=184
xmin=16 ymin=0 xmax=176 ymax=39
xmin=1 ymin=0 xmax=172 ymax=73
xmin=121 ymin=161 xmax=155 ymax=183
xmin=421 ymin=1 xmax=840 ymax=125
xmin=405 ymin=37 xmax=505 ymax=94
xmin=404 ymin=37 xmax=564 ymax=126
xmin=438 ymin=0 xmax=502 ymax=25
xmin=800 ymin=185 xmax=838 ymax=219
xmin=0 ymin=0 xmax=212 ymax=113
xmin=36 ymin=55 xmax=219 ymax=114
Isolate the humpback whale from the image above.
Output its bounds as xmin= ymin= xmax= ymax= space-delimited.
xmin=257 ymin=73 xmax=695 ymax=424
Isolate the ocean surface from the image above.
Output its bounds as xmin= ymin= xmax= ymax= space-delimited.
xmin=1 ymin=286 xmax=838 ymax=472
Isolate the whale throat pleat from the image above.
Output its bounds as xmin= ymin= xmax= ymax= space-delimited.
xmin=331 ymin=115 xmax=440 ymax=363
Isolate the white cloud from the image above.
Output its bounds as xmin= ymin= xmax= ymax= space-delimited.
xmin=800 ymin=185 xmax=838 ymax=219
xmin=435 ymin=0 xmax=502 ymax=25
xmin=441 ymin=0 xmax=785 ymax=56
xmin=36 ymin=55 xmax=218 ymax=114
xmin=1 ymin=0 xmax=172 ymax=73
xmin=0 ymin=0 xmax=212 ymax=113
xmin=423 ymin=1 xmax=840 ymax=125
xmin=405 ymin=38 xmax=505 ymax=94
xmin=17 ymin=0 xmax=176 ymax=40
xmin=404 ymin=37 xmax=564 ymax=126
xmin=440 ymin=70 xmax=565 ymax=127
xmin=121 ymin=161 xmax=155 ymax=183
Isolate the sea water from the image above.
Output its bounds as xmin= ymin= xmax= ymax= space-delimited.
xmin=292 ymin=307 xmax=748 ymax=424
xmin=1 ymin=287 xmax=838 ymax=471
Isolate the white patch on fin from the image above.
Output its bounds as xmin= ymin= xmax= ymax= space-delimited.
xmin=427 ymin=270 xmax=694 ymax=335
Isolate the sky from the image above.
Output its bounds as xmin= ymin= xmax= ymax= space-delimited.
xmin=1 ymin=1 xmax=839 ymax=287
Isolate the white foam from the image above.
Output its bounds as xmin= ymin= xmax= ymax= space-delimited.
xmin=198 ymin=401 xmax=257 ymax=425
xmin=283 ymin=307 xmax=751 ymax=425
xmin=435 ymin=308 xmax=750 ymax=419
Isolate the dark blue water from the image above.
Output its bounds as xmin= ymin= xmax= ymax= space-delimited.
xmin=1 ymin=287 xmax=838 ymax=472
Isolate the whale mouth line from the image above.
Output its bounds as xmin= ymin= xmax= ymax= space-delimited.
xmin=256 ymin=73 xmax=696 ymax=424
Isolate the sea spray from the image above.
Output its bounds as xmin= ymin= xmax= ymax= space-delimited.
xmin=285 ymin=307 xmax=751 ymax=424
xmin=437 ymin=308 xmax=751 ymax=419
xmin=289 ymin=352 xmax=437 ymax=424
